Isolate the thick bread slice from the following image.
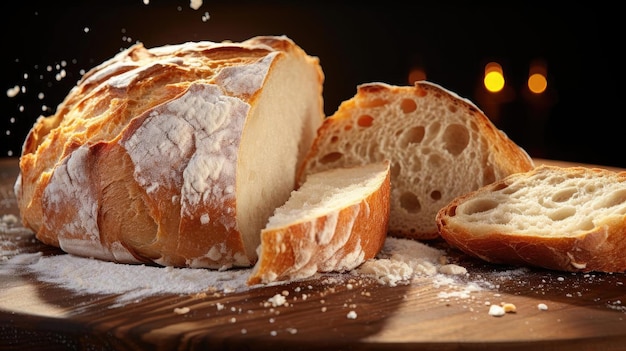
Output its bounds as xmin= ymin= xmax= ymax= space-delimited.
xmin=297 ymin=81 xmax=533 ymax=241
xmin=14 ymin=35 xmax=325 ymax=269
xmin=436 ymin=165 xmax=626 ymax=273
xmin=247 ymin=161 xmax=391 ymax=285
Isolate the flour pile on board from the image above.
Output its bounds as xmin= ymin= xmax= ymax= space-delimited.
xmin=354 ymin=237 xmax=490 ymax=299
xmin=356 ymin=237 xmax=455 ymax=285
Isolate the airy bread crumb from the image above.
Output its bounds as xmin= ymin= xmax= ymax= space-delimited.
xmin=298 ymin=81 xmax=533 ymax=240
xmin=437 ymin=165 xmax=626 ymax=273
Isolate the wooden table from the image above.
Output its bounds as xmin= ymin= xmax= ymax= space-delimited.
xmin=1 ymin=157 xmax=625 ymax=351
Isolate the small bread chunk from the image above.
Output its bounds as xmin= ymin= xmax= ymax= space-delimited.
xmin=297 ymin=81 xmax=533 ymax=240
xmin=436 ymin=165 xmax=626 ymax=273
xmin=248 ymin=161 xmax=391 ymax=285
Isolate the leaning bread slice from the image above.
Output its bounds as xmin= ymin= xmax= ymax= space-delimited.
xmin=247 ymin=161 xmax=391 ymax=285
xmin=436 ymin=165 xmax=626 ymax=273
xmin=297 ymin=81 xmax=534 ymax=241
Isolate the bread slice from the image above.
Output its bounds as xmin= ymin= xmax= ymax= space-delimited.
xmin=297 ymin=81 xmax=534 ymax=241
xmin=247 ymin=161 xmax=391 ymax=285
xmin=436 ymin=165 xmax=626 ymax=273
xmin=14 ymin=35 xmax=325 ymax=269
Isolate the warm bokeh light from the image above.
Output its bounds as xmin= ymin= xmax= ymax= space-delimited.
xmin=528 ymin=73 xmax=547 ymax=94
xmin=528 ymin=59 xmax=548 ymax=94
xmin=483 ymin=62 xmax=505 ymax=93
xmin=408 ymin=67 xmax=427 ymax=85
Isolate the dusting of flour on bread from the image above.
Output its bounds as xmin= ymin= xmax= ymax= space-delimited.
xmin=214 ymin=53 xmax=278 ymax=97
xmin=121 ymin=84 xmax=244 ymax=218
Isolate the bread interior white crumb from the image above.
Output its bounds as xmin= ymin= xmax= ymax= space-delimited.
xmin=454 ymin=167 xmax=626 ymax=237
xmin=236 ymin=51 xmax=322 ymax=257
xmin=265 ymin=163 xmax=388 ymax=228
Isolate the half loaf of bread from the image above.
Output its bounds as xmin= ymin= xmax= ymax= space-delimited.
xmin=14 ymin=35 xmax=325 ymax=269
xmin=297 ymin=81 xmax=534 ymax=241
xmin=248 ymin=161 xmax=391 ymax=285
xmin=436 ymin=165 xmax=626 ymax=273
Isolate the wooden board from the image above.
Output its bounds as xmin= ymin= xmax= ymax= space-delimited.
xmin=1 ymin=157 xmax=625 ymax=351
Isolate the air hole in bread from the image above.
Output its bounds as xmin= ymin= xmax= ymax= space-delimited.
xmin=358 ymin=115 xmax=374 ymax=127
xmin=584 ymin=184 xmax=598 ymax=193
xmin=367 ymin=143 xmax=380 ymax=160
xmin=428 ymin=154 xmax=443 ymax=168
xmin=320 ymin=152 xmax=343 ymax=164
xmin=494 ymin=182 xmax=512 ymax=193
xmin=330 ymin=136 xmax=339 ymax=143
xmin=411 ymin=159 xmax=423 ymax=173
xmin=344 ymin=125 xmax=353 ymax=131
xmin=400 ymin=191 xmax=421 ymax=213
xmin=442 ymin=124 xmax=469 ymax=156
xmin=398 ymin=126 xmax=425 ymax=148
xmin=447 ymin=103 xmax=458 ymax=114
xmin=548 ymin=207 xmax=576 ymax=221
xmin=390 ymin=162 xmax=401 ymax=177
xmin=428 ymin=121 xmax=441 ymax=136
xmin=414 ymin=86 xmax=427 ymax=97
xmin=469 ymin=120 xmax=479 ymax=132
xmin=580 ymin=220 xmax=595 ymax=231
xmin=360 ymin=97 xmax=388 ymax=108
xmin=461 ymin=198 xmax=498 ymax=215
xmin=551 ymin=187 xmax=577 ymax=202
xmin=447 ymin=205 xmax=457 ymax=216
xmin=430 ymin=190 xmax=441 ymax=200
xmin=400 ymin=98 xmax=417 ymax=113
xmin=595 ymin=188 xmax=626 ymax=209
xmin=483 ymin=166 xmax=496 ymax=185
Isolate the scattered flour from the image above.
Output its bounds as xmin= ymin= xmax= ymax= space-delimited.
xmin=2 ymin=250 xmax=250 ymax=307
xmin=1 ymin=219 xmax=503 ymax=308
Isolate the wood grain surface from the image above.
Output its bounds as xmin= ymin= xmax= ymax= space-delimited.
xmin=1 ymin=157 xmax=625 ymax=351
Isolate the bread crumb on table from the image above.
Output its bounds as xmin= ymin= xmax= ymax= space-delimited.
xmin=501 ymin=302 xmax=517 ymax=313
xmin=488 ymin=304 xmax=505 ymax=317
xmin=173 ymin=307 xmax=190 ymax=315
xmin=264 ymin=294 xmax=287 ymax=307
xmin=488 ymin=302 xmax=517 ymax=317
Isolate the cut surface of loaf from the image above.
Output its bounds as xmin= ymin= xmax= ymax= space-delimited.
xmin=297 ymin=81 xmax=534 ymax=240
xmin=14 ymin=35 xmax=325 ymax=269
xmin=436 ymin=165 xmax=626 ymax=272
xmin=247 ymin=161 xmax=391 ymax=285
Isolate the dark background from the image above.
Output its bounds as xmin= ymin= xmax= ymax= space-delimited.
xmin=2 ymin=1 xmax=624 ymax=167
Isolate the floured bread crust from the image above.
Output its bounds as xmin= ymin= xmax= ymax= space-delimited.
xmin=248 ymin=161 xmax=391 ymax=285
xmin=15 ymin=35 xmax=325 ymax=269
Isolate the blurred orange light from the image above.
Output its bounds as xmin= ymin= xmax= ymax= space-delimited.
xmin=528 ymin=73 xmax=547 ymax=94
xmin=483 ymin=62 xmax=504 ymax=93
xmin=528 ymin=59 xmax=548 ymax=94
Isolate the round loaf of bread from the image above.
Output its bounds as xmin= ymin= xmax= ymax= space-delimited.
xmin=14 ymin=35 xmax=325 ymax=269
